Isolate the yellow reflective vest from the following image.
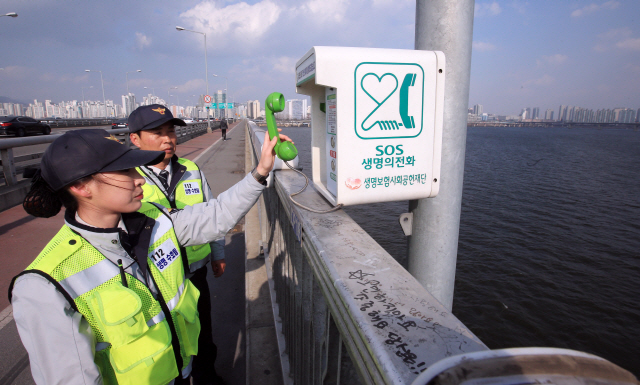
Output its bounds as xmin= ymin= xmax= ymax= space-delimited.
xmin=12 ymin=203 xmax=200 ymax=385
xmin=137 ymin=158 xmax=211 ymax=273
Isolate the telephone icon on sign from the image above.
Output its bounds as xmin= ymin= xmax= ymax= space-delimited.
xmin=360 ymin=73 xmax=417 ymax=131
xmin=399 ymin=73 xmax=416 ymax=129
xmin=354 ymin=62 xmax=424 ymax=139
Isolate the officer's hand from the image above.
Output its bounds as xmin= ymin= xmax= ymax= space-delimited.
xmin=212 ymin=259 xmax=226 ymax=278
xmin=256 ymin=130 xmax=294 ymax=176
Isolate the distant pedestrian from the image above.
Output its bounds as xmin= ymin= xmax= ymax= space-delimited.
xmin=220 ymin=119 xmax=228 ymax=140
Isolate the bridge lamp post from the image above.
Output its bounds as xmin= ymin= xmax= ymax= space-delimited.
xmin=1 ymin=12 xmax=18 ymax=18
xmin=125 ymin=70 xmax=142 ymax=95
xmin=85 ymin=69 xmax=107 ymax=117
xmin=176 ymin=26 xmax=211 ymax=133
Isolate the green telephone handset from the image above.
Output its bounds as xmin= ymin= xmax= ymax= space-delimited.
xmin=265 ymin=92 xmax=298 ymax=161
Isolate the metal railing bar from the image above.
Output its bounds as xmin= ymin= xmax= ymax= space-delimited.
xmin=300 ymin=238 xmax=382 ymax=385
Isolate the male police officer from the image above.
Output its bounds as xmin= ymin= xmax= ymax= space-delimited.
xmin=128 ymin=105 xmax=225 ymax=385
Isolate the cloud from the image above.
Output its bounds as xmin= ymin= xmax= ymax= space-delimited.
xmin=292 ymin=0 xmax=351 ymax=23
xmin=0 ymin=66 xmax=33 ymax=79
xmin=176 ymin=78 xmax=207 ymax=94
xmin=509 ymin=1 xmax=527 ymax=15
xmin=473 ymin=41 xmax=497 ymax=52
xmin=135 ymin=32 xmax=151 ymax=50
xmin=571 ymin=1 xmax=619 ymax=17
xmin=616 ymin=38 xmax=640 ymax=51
xmin=536 ymin=54 xmax=568 ymax=66
xmin=593 ymin=27 xmax=640 ymax=52
xmin=523 ymin=74 xmax=554 ymax=87
xmin=475 ymin=2 xmax=501 ymax=17
xmin=273 ymin=56 xmax=297 ymax=74
xmin=179 ymin=0 xmax=281 ymax=48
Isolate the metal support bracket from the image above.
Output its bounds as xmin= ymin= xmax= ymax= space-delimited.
xmin=399 ymin=212 xmax=413 ymax=236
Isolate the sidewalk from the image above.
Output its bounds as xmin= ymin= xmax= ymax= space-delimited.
xmin=0 ymin=122 xmax=247 ymax=384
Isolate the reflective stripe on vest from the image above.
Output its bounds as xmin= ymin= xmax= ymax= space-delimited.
xmin=137 ymin=159 xmax=211 ymax=272
xmin=58 ymin=259 xmax=119 ymax=298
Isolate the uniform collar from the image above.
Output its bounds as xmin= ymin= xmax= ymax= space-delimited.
xmin=64 ymin=209 xmax=155 ymax=285
xmin=140 ymin=155 xmax=187 ymax=200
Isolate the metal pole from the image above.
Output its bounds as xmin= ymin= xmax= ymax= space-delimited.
xmin=99 ymin=71 xmax=107 ymax=118
xmin=204 ymin=33 xmax=211 ymax=133
xmin=407 ymin=0 xmax=475 ymax=311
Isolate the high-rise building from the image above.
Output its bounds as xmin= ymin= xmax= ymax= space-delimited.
xmin=247 ymin=100 xmax=260 ymax=119
xmin=122 ymin=93 xmax=136 ymax=117
xmin=532 ymin=107 xmax=540 ymax=120
xmin=520 ymin=108 xmax=527 ymax=120
xmin=545 ymin=109 xmax=554 ymax=120
xmin=473 ymin=104 xmax=483 ymax=116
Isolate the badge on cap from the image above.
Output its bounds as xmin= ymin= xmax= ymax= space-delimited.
xmin=104 ymin=135 xmax=122 ymax=144
xmin=152 ymin=107 xmax=166 ymax=115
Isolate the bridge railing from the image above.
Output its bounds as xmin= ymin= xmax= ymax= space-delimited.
xmin=0 ymin=122 xmax=211 ymax=187
xmin=245 ymin=121 xmax=487 ymax=385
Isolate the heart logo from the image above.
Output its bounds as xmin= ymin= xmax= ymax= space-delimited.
xmin=361 ymin=73 xmax=398 ymax=106
xmin=345 ymin=177 xmax=362 ymax=190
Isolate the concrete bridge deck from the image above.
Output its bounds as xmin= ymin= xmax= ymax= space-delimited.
xmin=0 ymin=122 xmax=280 ymax=384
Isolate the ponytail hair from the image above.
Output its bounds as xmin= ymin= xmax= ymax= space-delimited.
xmin=23 ymin=169 xmax=62 ymax=218
xmin=23 ymin=170 xmax=91 ymax=218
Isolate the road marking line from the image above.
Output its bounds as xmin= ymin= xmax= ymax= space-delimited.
xmin=0 ymin=305 xmax=13 ymax=331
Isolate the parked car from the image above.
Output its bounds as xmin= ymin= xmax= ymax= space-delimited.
xmin=112 ymin=118 xmax=128 ymax=129
xmin=0 ymin=116 xmax=51 ymax=137
xmin=183 ymin=118 xmax=194 ymax=123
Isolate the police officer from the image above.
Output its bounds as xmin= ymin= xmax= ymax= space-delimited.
xmin=128 ymin=104 xmax=224 ymax=384
xmin=10 ymin=128 xmax=288 ymax=384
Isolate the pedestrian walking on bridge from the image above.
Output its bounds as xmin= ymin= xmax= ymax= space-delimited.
xmin=220 ymin=119 xmax=228 ymax=141
xmin=9 ymin=127 xmax=290 ymax=385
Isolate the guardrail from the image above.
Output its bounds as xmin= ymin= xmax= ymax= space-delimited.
xmin=41 ymin=118 xmax=115 ymax=127
xmin=0 ymin=122 xmax=211 ymax=187
xmin=245 ymin=122 xmax=488 ymax=384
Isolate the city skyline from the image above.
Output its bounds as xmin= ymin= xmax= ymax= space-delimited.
xmin=469 ymin=103 xmax=639 ymax=123
xmin=0 ymin=1 xmax=639 ymax=115
xmin=1 ymin=92 xmax=310 ymax=121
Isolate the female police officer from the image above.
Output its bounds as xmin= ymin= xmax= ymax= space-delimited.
xmin=9 ymin=128 xmax=288 ymax=384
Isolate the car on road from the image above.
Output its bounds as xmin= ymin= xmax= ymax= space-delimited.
xmin=183 ymin=118 xmax=194 ymax=123
xmin=0 ymin=116 xmax=51 ymax=137
xmin=112 ymin=118 xmax=128 ymax=129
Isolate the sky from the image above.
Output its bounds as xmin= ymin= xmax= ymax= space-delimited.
xmin=0 ymin=0 xmax=639 ymax=116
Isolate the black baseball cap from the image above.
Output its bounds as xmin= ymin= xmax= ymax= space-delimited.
xmin=128 ymin=104 xmax=186 ymax=133
xmin=41 ymin=129 xmax=165 ymax=191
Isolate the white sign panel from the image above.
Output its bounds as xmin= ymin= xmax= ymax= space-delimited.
xmin=296 ymin=46 xmax=445 ymax=206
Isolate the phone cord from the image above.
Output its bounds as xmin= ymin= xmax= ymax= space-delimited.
xmin=283 ymin=161 xmax=344 ymax=214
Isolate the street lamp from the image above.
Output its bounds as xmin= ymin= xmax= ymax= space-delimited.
xmin=176 ymin=26 xmax=211 ymax=132
xmin=1 ymin=12 xmax=18 ymax=18
xmin=81 ymin=86 xmax=93 ymax=103
xmin=85 ymin=69 xmax=107 ymax=117
xmin=125 ymin=70 xmax=142 ymax=94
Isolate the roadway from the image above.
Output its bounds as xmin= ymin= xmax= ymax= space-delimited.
xmin=0 ymin=122 xmax=255 ymax=384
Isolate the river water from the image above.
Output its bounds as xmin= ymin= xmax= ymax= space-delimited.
xmin=280 ymin=125 xmax=640 ymax=375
